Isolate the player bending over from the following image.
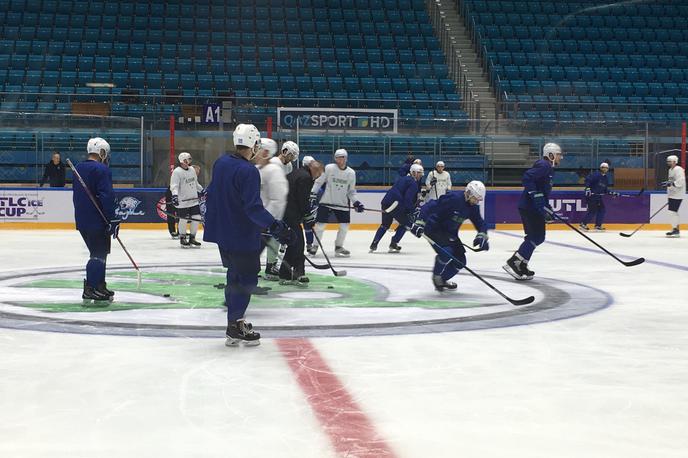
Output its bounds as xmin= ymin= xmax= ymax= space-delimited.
xmin=204 ymin=124 xmax=294 ymax=346
xmin=410 ymin=181 xmax=489 ymax=291
xmin=170 ymin=152 xmax=205 ymax=248
xmin=503 ymin=143 xmax=563 ymax=281
xmin=310 ymin=148 xmax=364 ymax=257
xmin=369 ymin=163 xmax=424 ymax=253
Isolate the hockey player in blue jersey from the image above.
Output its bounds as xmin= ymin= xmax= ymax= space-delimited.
xmin=369 ymin=163 xmax=424 ymax=253
xmin=503 ymin=143 xmax=563 ymax=281
xmin=409 ymin=181 xmax=489 ymax=291
xmin=73 ymin=137 xmax=119 ymax=304
xmin=204 ymin=124 xmax=294 ymax=346
xmin=579 ymin=162 xmax=619 ymax=231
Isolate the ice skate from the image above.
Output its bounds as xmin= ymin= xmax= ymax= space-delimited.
xmin=225 ymin=320 xmax=260 ymax=347
xmin=369 ymin=241 xmax=378 ymax=253
xmin=179 ymin=235 xmax=190 ymax=248
xmin=388 ymin=242 xmax=402 ymax=253
xmin=579 ymin=223 xmax=589 ymax=231
xmin=98 ymin=282 xmax=115 ymax=299
xmin=82 ymin=280 xmax=112 ymax=305
xmin=666 ymin=228 xmax=680 ymax=238
xmin=188 ymin=235 xmax=201 ymax=248
xmin=432 ymin=275 xmax=457 ymax=292
xmin=335 ymin=246 xmax=350 ymax=257
xmin=253 ymin=285 xmax=270 ymax=295
xmin=296 ymin=275 xmax=310 ymax=287
xmin=170 ymin=231 xmax=179 ymax=239
xmin=503 ymin=254 xmax=531 ymax=281
xmin=594 ymin=225 xmax=606 ymax=231
xmin=307 ymin=244 xmax=318 ymax=256
xmin=264 ymin=263 xmax=280 ymax=281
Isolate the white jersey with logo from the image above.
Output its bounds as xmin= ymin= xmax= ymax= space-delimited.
xmin=258 ymin=162 xmax=288 ymax=219
xmin=170 ymin=166 xmax=203 ymax=209
xmin=668 ymin=165 xmax=686 ymax=200
xmin=270 ymin=156 xmax=293 ymax=175
xmin=311 ymin=163 xmax=358 ymax=208
xmin=425 ymin=170 xmax=452 ymax=200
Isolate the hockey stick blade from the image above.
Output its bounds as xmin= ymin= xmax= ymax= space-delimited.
xmin=509 ymin=295 xmax=535 ymax=306
xmin=334 ymin=270 xmax=348 ymax=277
xmin=305 ymin=256 xmax=332 ymax=270
xmin=619 ymin=232 xmax=633 ymax=238
xmin=622 ymin=257 xmax=645 ymax=267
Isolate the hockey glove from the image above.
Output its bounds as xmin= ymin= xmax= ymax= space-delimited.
xmin=584 ymin=188 xmax=591 ymax=197
xmin=107 ymin=218 xmax=121 ymax=238
xmin=609 ymin=191 xmax=620 ymax=197
xmin=171 ymin=195 xmax=179 ymax=206
xmin=353 ymin=201 xmax=365 ymax=213
xmin=473 ymin=232 xmax=489 ymax=251
xmin=660 ymin=180 xmax=674 ymax=188
xmin=543 ymin=207 xmax=555 ymax=223
xmin=198 ymin=188 xmax=207 ymax=198
xmin=530 ymin=191 xmax=547 ymax=216
xmin=410 ymin=219 xmax=425 ymax=238
xmin=430 ymin=177 xmax=438 ymax=187
xmin=303 ymin=206 xmax=317 ymax=225
xmin=308 ymin=192 xmax=319 ymax=208
xmin=269 ymin=220 xmax=295 ymax=246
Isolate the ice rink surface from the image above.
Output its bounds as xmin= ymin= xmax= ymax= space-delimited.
xmin=1 ymin=228 xmax=687 ymax=457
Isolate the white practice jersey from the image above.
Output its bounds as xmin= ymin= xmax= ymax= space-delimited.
xmin=668 ymin=165 xmax=686 ymax=200
xmin=170 ymin=166 xmax=203 ymax=209
xmin=425 ymin=170 xmax=452 ymax=201
xmin=258 ymin=162 xmax=288 ymax=219
xmin=312 ymin=163 xmax=358 ymax=207
xmin=270 ymin=156 xmax=293 ymax=175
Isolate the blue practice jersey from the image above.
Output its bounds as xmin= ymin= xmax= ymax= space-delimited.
xmin=518 ymin=159 xmax=554 ymax=212
xmin=419 ymin=191 xmax=487 ymax=237
xmin=72 ymin=159 xmax=115 ymax=231
xmin=585 ymin=171 xmax=609 ymax=195
xmin=203 ymin=153 xmax=275 ymax=253
xmin=382 ymin=175 xmax=419 ymax=212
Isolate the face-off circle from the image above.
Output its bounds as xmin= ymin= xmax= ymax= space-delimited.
xmin=0 ymin=263 xmax=611 ymax=338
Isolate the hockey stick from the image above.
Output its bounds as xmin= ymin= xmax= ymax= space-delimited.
xmin=545 ymin=209 xmax=645 ymax=266
xmin=620 ymin=202 xmax=669 ymax=238
xmin=592 ymin=187 xmax=645 ymax=199
xmin=305 ymin=256 xmax=332 ymax=270
xmin=66 ymin=159 xmax=142 ymax=288
xmin=416 ymin=231 xmax=534 ymax=306
xmin=322 ymin=201 xmax=399 ymax=214
xmin=311 ymin=229 xmax=347 ymax=277
xmin=155 ymin=203 xmax=204 ymax=224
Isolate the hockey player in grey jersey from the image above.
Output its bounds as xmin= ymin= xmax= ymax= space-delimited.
xmin=170 ymin=152 xmax=205 ymax=248
xmin=309 ymin=148 xmax=364 ymax=257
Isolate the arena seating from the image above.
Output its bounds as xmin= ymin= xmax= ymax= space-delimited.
xmin=462 ymin=0 xmax=688 ymax=122
xmin=0 ymin=0 xmax=465 ymax=123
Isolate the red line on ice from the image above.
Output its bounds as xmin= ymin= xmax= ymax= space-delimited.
xmin=277 ymin=338 xmax=396 ymax=458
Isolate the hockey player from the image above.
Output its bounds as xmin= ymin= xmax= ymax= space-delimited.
xmin=164 ymin=187 xmax=179 ymax=238
xmin=503 ymin=143 xmax=563 ymax=281
xmin=270 ymin=140 xmax=299 ymax=175
xmin=170 ymin=152 xmax=204 ymax=248
xmin=310 ymin=149 xmax=364 ymax=257
xmin=301 ymin=155 xmax=316 ymax=252
xmin=73 ymin=137 xmax=118 ymax=303
xmin=410 ymin=181 xmax=489 ymax=291
xmin=662 ymin=155 xmax=686 ymax=237
xmin=204 ymin=124 xmax=294 ymax=346
xmin=425 ymin=161 xmax=452 ymax=201
xmin=579 ymin=162 xmax=620 ymax=231
xmin=281 ymin=160 xmax=325 ymax=285
xmin=256 ymin=138 xmax=288 ymax=280
xmin=369 ymin=163 xmax=424 ymax=253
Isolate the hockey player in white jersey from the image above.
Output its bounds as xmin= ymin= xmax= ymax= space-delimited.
xmin=662 ymin=155 xmax=686 ymax=237
xmin=170 ymin=152 xmax=204 ymax=248
xmin=270 ymin=140 xmax=299 ymax=175
xmin=309 ymin=148 xmax=364 ymax=257
xmin=256 ymin=138 xmax=289 ymax=279
xmin=425 ymin=161 xmax=452 ymax=201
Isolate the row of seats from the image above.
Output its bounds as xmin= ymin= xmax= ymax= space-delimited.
xmin=482 ymin=38 xmax=687 ymax=56
xmin=0 ymin=165 xmax=139 ymax=182
xmin=495 ymin=66 xmax=688 ymax=84
xmin=508 ymin=94 xmax=688 ymax=110
xmin=466 ymin=0 xmax=688 ymax=16
xmin=473 ymin=14 xmax=688 ymax=31
xmin=0 ymin=0 xmax=426 ymax=15
xmin=486 ymin=51 xmax=688 ymax=69
xmin=511 ymin=111 xmax=686 ymax=123
xmin=499 ymin=80 xmax=688 ymax=98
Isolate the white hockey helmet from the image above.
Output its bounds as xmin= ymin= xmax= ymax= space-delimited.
xmin=465 ymin=180 xmax=486 ymax=202
xmin=334 ymin=148 xmax=348 ymax=158
xmin=87 ymin=137 xmax=110 ymax=161
xmin=260 ymin=138 xmax=278 ymax=156
xmin=282 ymin=141 xmax=300 ymax=162
xmin=543 ymin=142 xmax=562 ymax=157
xmin=302 ymin=155 xmax=315 ymax=167
xmin=178 ymin=152 xmax=192 ymax=164
xmin=436 ymin=161 xmax=445 ymax=167
xmin=233 ymin=124 xmax=261 ymax=152
xmin=600 ymin=162 xmax=609 ymax=169
xmin=410 ymin=163 xmax=424 ymax=177
xmin=413 ymin=158 xmax=422 ymax=165
xmin=667 ymin=155 xmax=679 ymax=164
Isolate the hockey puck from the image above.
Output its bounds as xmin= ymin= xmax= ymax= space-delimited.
xmin=214 ymin=283 xmax=226 ymax=289
xmin=163 ymin=294 xmax=170 ymax=297
xmin=327 ymin=285 xmax=334 ymax=289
